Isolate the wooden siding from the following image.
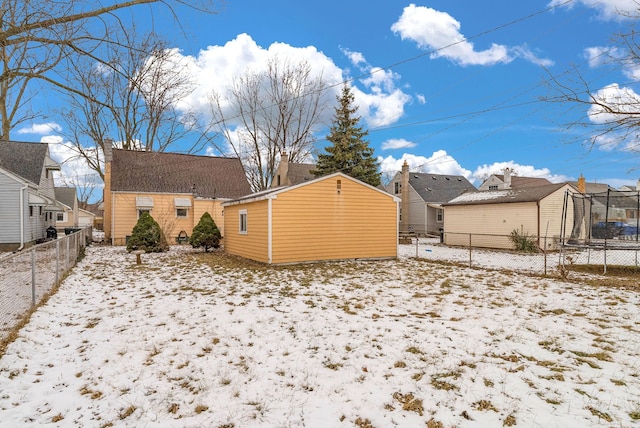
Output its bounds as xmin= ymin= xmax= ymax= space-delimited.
xmin=112 ymin=193 xmax=200 ymax=245
xmin=223 ymin=201 xmax=270 ymax=263
xmin=193 ymin=200 xmax=225 ymax=237
xmin=0 ymin=172 xmax=24 ymax=244
xmin=539 ymin=185 xmax=574 ymax=250
xmin=444 ymin=201 xmax=538 ymax=249
xmin=270 ymin=177 xmax=397 ymax=263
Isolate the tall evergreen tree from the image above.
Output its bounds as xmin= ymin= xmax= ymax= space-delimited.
xmin=312 ymin=85 xmax=381 ymax=187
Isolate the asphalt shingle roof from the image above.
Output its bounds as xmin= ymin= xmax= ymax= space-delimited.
xmin=110 ymin=149 xmax=252 ymax=199
xmin=0 ymin=140 xmax=49 ymax=184
xmin=445 ymin=183 xmax=572 ymax=206
xmin=287 ymin=163 xmax=316 ymax=185
xmin=409 ymin=173 xmax=476 ymax=203
xmin=54 ymin=187 xmax=77 ymax=208
xmin=485 ymin=174 xmax=551 ymax=189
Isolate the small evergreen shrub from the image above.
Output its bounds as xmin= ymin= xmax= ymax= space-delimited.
xmin=509 ymin=226 xmax=539 ymax=253
xmin=126 ymin=212 xmax=168 ymax=253
xmin=190 ymin=212 xmax=222 ymax=252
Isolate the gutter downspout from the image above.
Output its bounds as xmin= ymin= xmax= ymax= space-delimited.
xmin=111 ymin=191 xmax=115 ymax=246
xmin=18 ymin=185 xmax=28 ymax=251
xmin=537 ymin=200 xmax=541 ymax=250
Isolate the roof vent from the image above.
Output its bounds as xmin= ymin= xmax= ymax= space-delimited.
xmin=414 ymin=175 xmax=419 ymax=178
xmin=445 ymin=177 xmax=450 ymax=180
xmin=432 ymin=176 xmax=436 ymax=180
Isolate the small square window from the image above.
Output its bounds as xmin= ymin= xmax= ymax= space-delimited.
xmin=176 ymin=208 xmax=188 ymax=218
xmin=239 ymin=210 xmax=247 ymax=234
xmin=56 ymin=212 xmax=65 ymax=222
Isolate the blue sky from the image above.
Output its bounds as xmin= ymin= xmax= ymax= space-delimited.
xmin=18 ymin=0 xmax=640 ymax=190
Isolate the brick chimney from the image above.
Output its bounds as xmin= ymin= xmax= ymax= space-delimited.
xmin=577 ymin=174 xmax=586 ymax=193
xmin=401 ymin=161 xmax=410 ymax=233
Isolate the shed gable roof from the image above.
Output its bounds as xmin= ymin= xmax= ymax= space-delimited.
xmin=445 ymin=183 xmax=573 ymax=206
xmin=0 ymin=140 xmax=51 ymax=185
xmin=111 ymin=149 xmax=252 ymax=199
xmin=409 ymin=172 xmax=476 ymax=203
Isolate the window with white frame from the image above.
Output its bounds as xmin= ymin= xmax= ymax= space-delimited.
xmin=174 ymin=197 xmax=191 ymax=218
xmin=239 ymin=210 xmax=247 ymax=234
xmin=489 ymin=185 xmax=499 ymax=190
xmin=436 ymin=208 xmax=444 ymax=222
xmin=56 ymin=212 xmax=65 ymax=222
xmin=138 ymin=209 xmax=151 ymax=219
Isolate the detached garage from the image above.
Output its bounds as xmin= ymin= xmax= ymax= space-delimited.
xmin=222 ymin=172 xmax=400 ymax=264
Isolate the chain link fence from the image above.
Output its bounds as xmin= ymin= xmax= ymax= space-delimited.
xmin=402 ymin=232 xmax=640 ymax=277
xmin=0 ymin=228 xmax=92 ymax=344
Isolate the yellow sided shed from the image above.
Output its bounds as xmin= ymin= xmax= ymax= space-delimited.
xmin=223 ymin=172 xmax=400 ymax=264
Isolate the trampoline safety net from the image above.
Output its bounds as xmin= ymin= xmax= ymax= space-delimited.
xmin=562 ymin=189 xmax=640 ymax=248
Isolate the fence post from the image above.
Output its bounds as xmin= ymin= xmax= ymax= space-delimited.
xmin=66 ymin=236 xmax=70 ymax=272
xmin=31 ymin=248 xmax=36 ymax=306
xmin=544 ymin=236 xmax=547 ymax=276
xmin=469 ymin=233 xmax=472 ymax=268
xmin=56 ymin=239 xmax=60 ymax=284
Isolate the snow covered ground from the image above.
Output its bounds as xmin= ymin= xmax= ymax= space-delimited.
xmin=0 ymin=245 xmax=639 ymax=427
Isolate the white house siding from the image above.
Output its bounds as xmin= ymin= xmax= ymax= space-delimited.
xmin=0 ymin=172 xmax=24 ymax=245
xmin=444 ymin=201 xmax=538 ymax=249
xmin=407 ymin=186 xmax=426 ymax=234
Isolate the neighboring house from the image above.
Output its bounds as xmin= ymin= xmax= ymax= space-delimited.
xmin=78 ymin=208 xmax=96 ymax=228
xmin=103 ymin=146 xmax=252 ymax=245
xmin=223 ymin=172 xmax=400 ymax=264
xmin=443 ymin=183 xmax=576 ymax=251
xmin=478 ymin=168 xmax=551 ymax=191
xmin=54 ymin=187 xmax=79 ymax=232
xmin=271 ymin=152 xmax=315 ymax=188
xmin=0 ymin=140 xmax=61 ymax=251
xmin=85 ymin=202 xmax=104 ymax=230
xmin=386 ymin=161 xmax=476 ymax=236
xmin=568 ymin=174 xmax=610 ymax=194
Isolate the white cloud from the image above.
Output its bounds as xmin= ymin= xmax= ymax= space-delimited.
xmin=472 ymin=161 xmax=569 ymax=183
xmin=585 ymin=46 xmax=640 ymax=80
xmin=16 ymin=122 xmax=62 ymax=135
xmin=381 ymin=138 xmax=417 ymax=150
xmin=391 ymin=5 xmax=553 ymax=67
xmin=416 ymin=94 xmax=426 ymax=104
xmin=44 ymin=136 xmax=103 ymax=192
xmin=378 ymin=150 xmax=472 ymax=183
xmin=341 ymin=48 xmax=366 ymax=66
xmin=169 ymin=34 xmax=411 ymax=133
xmin=549 ymin=0 xmax=640 ymax=20
xmin=588 ymin=83 xmax=640 ymax=125
xmin=391 ymin=4 xmax=510 ymax=66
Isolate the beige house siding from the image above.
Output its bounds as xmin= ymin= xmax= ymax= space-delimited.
xmin=223 ymin=201 xmax=270 ymax=263
xmin=193 ymin=199 xmax=225 ymax=235
xmin=112 ymin=193 xmax=202 ymax=245
xmin=444 ymin=201 xmax=538 ymax=249
xmin=270 ymin=177 xmax=397 ymax=264
xmin=539 ymin=186 xmax=574 ymax=249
